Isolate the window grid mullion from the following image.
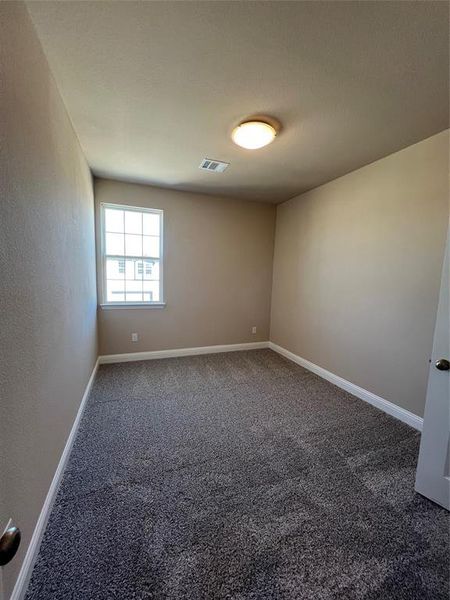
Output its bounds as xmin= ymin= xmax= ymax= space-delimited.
xmin=122 ymin=211 xmax=126 ymax=299
xmin=141 ymin=213 xmax=144 ymax=301
xmin=105 ymin=254 xmax=160 ymax=261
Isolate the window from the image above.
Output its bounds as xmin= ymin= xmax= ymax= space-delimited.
xmin=100 ymin=203 xmax=163 ymax=305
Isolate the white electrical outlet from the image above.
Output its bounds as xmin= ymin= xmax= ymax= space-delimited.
xmin=252 ymin=326 xmax=257 ymax=334
xmin=131 ymin=333 xmax=139 ymax=342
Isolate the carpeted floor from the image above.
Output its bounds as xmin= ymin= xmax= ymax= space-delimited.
xmin=26 ymin=349 xmax=449 ymax=599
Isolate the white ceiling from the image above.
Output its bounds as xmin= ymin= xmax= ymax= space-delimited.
xmin=27 ymin=1 xmax=449 ymax=203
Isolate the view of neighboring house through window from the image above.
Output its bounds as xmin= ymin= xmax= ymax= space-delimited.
xmin=101 ymin=203 xmax=163 ymax=304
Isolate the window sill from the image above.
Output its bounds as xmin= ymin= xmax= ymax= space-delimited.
xmin=99 ymin=302 xmax=166 ymax=310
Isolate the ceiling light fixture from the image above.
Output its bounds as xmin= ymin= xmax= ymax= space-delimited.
xmin=231 ymin=119 xmax=278 ymax=150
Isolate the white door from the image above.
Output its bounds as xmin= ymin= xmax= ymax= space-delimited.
xmin=415 ymin=229 xmax=450 ymax=509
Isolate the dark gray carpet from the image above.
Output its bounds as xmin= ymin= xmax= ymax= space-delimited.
xmin=26 ymin=349 xmax=449 ymax=599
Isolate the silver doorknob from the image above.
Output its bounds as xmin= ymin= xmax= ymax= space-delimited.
xmin=0 ymin=525 xmax=21 ymax=566
xmin=435 ymin=358 xmax=450 ymax=371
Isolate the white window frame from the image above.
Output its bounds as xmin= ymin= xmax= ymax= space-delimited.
xmin=100 ymin=202 xmax=165 ymax=308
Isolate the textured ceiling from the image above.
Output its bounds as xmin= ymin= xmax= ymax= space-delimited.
xmin=27 ymin=1 xmax=449 ymax=203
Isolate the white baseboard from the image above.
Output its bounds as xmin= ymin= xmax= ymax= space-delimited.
xmin=10 ymin=358 xmax=100 ymax=600
xmin=100 ymin=340 xmax=422 ymax=430
xmin=8 ymin=340 xmax=422 ymax=599
xmin=99 ymin=341 xmax=270 ymax=364
xmin=269 ymin=342 xmax=423 ymax=431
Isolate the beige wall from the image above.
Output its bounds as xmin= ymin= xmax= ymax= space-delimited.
xmin=0 ymin=4 xmax=446 ymax=594
xmin=96 ymin=179 xmax=276 ymax=355
xmin=0 ymin=3 xmax=97 ymax=596
xmin=271 ymin=131 xmax=449 ymax=418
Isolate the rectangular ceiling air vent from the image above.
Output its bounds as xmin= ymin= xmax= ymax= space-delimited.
xmin=199 ymin=158 xmax=229 ymax=173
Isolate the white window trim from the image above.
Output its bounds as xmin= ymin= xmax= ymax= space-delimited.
xmin=99 ymin=202 xmax=165 ymax=308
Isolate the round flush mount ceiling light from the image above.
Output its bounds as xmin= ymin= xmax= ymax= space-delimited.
xmin=231 ymin=119 xmax=278 ymax=150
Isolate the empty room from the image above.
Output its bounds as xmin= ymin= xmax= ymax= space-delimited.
xmin=1 ymin=1 xmax=449 ymax=599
